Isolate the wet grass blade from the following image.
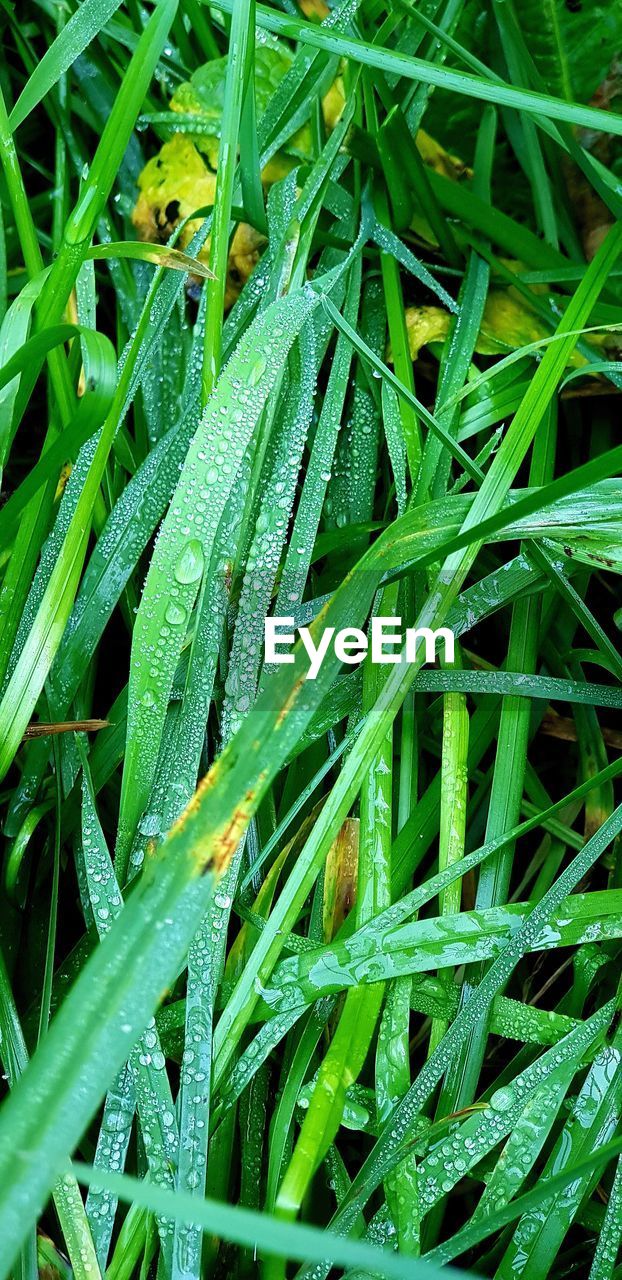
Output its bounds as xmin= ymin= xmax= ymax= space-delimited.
xmin=3 ymin=6 xmax=622 ymax=1276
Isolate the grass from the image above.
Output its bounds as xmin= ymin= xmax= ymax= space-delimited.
xmin=1 ymin=0 xmax=622 ymax=1277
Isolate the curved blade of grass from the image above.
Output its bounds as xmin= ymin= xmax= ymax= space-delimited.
xmin=229 ymin=0 xmax=622 ymax=136
xmin=310 ymin=806 xmax=622 ymax=1249
xmin=0 ymin=324 xmax=116 ymax=547
xmin=410 ymin=669 xmax=622 ymax=709
xmin=73 ymin=1161 xmax=467 ymax=1280
xmin=496 ymin=1032 xmax=622 ymax=1278
xmin=589 ymin=1155 xmax=622 ymax=1280
xmin=0 ymin=944 xmax=102 ymax=1280
xmin=0 ymin=340 xmax=117 ymax=779
xmin=9 ymin=0 xmax=127 ymax=130
xmin=86 ymin=242 xmax=214 ymax=278
xmin=116 ymin=282 xmax=323 ymax=877
xmin=418 ymin=1002 xmax=613 ymax=1215
xmin=0 ymin=0 xmax=179 ymax=692
xmin=80 ymin=755 xmax=179 ymax=1265
xmin=264 ymin=892 xmax=622 ymax=1004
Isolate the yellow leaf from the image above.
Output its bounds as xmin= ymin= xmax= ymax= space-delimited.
xmin=322 ymin=77 xmax=346 ymax=131
xmin=299 ymin=0 xmax=329 ymax=17
xmin=416 ymin=128 xmax=472 ymax=181
xmin=402 ymin=305 xmax=451 ymax=359
xmin=477 ymin=290 xmax=548 ymax=354
xmin=402 ymin=290 xmax=607 ymax=365
xmin=132 ymin=134 xmax=217 ymax=242
xmin=401 ymin=293 xmax=548 ymax=360
xmin=322 ymin=818 xmax=359 ymax=942
xmin=131 ymin=135 xmax=264 ymax=307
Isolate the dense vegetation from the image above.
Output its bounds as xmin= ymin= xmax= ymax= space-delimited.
xmin=1 ymin=1 xmax=622 ymax=1277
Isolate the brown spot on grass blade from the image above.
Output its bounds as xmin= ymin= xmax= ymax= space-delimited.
xmin=209 ymin=786 xmax=265 ymax=876
xmin=143 ymin=246 xmax=216 ymax=279
xmin=323 ymin=818 xmax=359 ymax=941
xmin=22 ymin=719 xmax=110 ymax=739
xmin=169 ymin=758 xmax=268 ymax=879
xmin=275 ymin=675 xmax=306 ymax=728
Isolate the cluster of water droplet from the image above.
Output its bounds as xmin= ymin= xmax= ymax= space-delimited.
xmin=86 ymin=1065 xmax=136 ymax=1266
xmin=82 ymin=779 xmax=180 ymax=1257
xmin=120 ymin=284 xmax=320 ymax=858
xmin=418 ymin=1002 xmax=613 ymax=1214
xmin=3 ymin=436 xmax=100 ymax=698
xmin=223 ymin=325 xmax=318 ymax=737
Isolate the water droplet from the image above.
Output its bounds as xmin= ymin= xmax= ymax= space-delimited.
xmin=490 ymin=1086 xmax=514 ymax=1113
xmin=174 ymin=539 xmax=204 ymax=585
xmin=165 ymin=601 xmax=188 ymax=626
xmin=247 ymin=354 xmax=267 ymax=386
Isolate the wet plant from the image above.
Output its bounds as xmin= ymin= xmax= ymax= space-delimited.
xmin=1 ymin=2 xmax=622 ymax=1278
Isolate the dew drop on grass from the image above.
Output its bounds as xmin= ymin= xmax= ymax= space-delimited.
xmin=490 ymin=1086 xmax=515 ymax=1113
xmin=174 ymin=539 xmax=205 ymax=585
xmin=247 ymin=353 xmax=268 ymax=386
xmin=164 ymin=601 xmax=188 ymax=626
